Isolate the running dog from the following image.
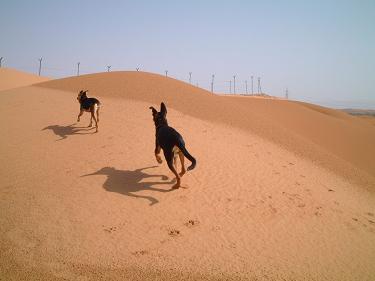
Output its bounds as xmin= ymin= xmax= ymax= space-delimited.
xmin=150 ymin=102 xmax=196 ymax=189
xmin=77 ymin=90 xmax=101 ymax=132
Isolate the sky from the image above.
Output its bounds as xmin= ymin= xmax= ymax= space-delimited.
xmin=1 ymin=0 xmax=374 ymax=108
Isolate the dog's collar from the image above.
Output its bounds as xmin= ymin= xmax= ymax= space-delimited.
xmin=155 ymin=123 xmax=169 ymax=131
xmin=155 ymin=120 xmax=168 ymax=129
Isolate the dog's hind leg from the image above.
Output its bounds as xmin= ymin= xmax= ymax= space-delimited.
xmin=164 ymin=150 xmax=180 ymax=189
xmin=173 ymin=152 xmax=178 ymax=170
xmin=88 ymin=114 xmax=93 ymax=127
xmin=178 ymin=151 xmax=186 ymax=177
xmin=90 ymin=108 xmax=98 ymax=132
xmin=96 ymin=104 xmax=100 ymax=123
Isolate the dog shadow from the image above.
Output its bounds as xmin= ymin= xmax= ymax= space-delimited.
xmin=42 ymin=123 xmax=96 ymax=140
xmin=81 ymin=166 xmax=175 ymax=206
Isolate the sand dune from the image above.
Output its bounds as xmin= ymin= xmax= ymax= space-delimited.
xmin=0 ymin=67 xmax=49 ymax=92
xmin=1 ymin=70 xmax=375 ymax=280
xmin=38 ymin=71 xmax=375 ymax=186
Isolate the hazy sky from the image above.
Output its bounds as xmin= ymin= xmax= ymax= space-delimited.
xmin=1 ymin=0 xmax=374 ymax=108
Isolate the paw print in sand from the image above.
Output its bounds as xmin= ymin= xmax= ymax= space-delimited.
xmin=184 ymin=219 xmax=200 ymax=228
xmin=168 ymin=229 xmax=180 ymax=237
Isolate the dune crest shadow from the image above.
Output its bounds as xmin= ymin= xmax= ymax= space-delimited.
xmin=81 ymin=166 xmax=174 ymax=205
xmin=42 ymin=123 xmax=96 ymax=140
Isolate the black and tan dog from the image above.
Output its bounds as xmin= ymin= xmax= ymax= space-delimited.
xmin=77 ymin=90 xmax=101 ymax=132
xmin=150 ymin=102 xmax=196 ymax=189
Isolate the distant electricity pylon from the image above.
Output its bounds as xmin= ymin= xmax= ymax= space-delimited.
xmin=38 ymin=57 xmax=43 ymax=76
xmin=233 ymin=75 xmax=236 ymax=94
xmin=245 ymin=80 xmax=248 ymax=95
xmin=257 ymin=77 xmax=261 ymax=94
xmin=165 ymin=70 xmax=168 ymax=77
xmin=107 ymin=66 xmax=111 ymax=72
xmin=211 ymin=74 xmax=215 ymax=93
xmin=229 ymin=80 xmax=232 ymax=94
xmin=189 ymin=72 xmax=192 ymax=84
xmin=136 ymin=68 xmax=139 ymax=71
xmin=285 ymin=87 xmax=289 ymax=99
xmin=0 ymin=57 xmax=3 ymax=67
xmin=77 ymin=62 xmax=80 ymax=76
xmin=251 ymin=76 xmax=254 ymax=95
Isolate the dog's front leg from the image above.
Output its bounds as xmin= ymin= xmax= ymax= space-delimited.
xmin=154 ymin=140 xmax=163 ymax=164
xmin=77 ymin=109 xmax=84 ymax=122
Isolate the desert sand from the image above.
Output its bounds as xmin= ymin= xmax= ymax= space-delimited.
xmin=0 ymin=67 xmax=49 ymax=92
xmin=1 ymin=69 xmax=375 ymax=280
xmin=358 ymin=115 xmax=375 ymax=126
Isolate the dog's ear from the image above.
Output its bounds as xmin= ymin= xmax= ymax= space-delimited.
xmin=160 ymin=102 xmax=167 ymax=117
xmin=149 ymin=106 xmax=158 ymax=116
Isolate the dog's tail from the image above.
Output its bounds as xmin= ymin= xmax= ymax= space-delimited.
xmin=178 ymin=144 xmax=196 ymax=171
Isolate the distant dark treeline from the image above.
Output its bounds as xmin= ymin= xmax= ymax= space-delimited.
xmin=342 ymin=109 xmax=375 ymax=116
